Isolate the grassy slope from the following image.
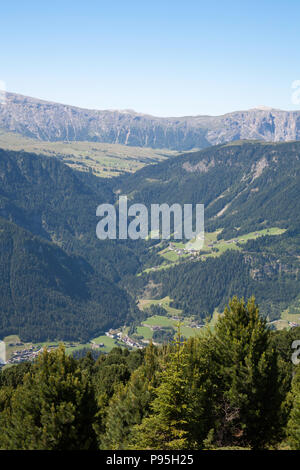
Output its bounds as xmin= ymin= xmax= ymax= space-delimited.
xmin=90 ymin=334 xmax=125 ymax=352
xmin=137 ymin=297 xmax=203 ymax=340
xmin=138 ymin=296 xmax=182 ymax=316
xmin=158 ymin=227 xmax=286 ymax=263
xmin=3 ymin=333 xmax=126 ymax=358
xmin=0 ymin=130 xmax=178 ymax=177
xmin=3 ymin=335 xmax=94 ymax=360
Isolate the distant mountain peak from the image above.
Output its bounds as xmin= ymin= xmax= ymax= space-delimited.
xmin=251 ymin=105 xmax=275 ymax=111
xmin=1 ymin=92 xmax=300 ymax=151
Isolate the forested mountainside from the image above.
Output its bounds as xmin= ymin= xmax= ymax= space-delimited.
xmin=0 ymin=149 xmax=143 ymax=341
xmin=0 ymin=218 xmax=133 ymax=342
xmin=117 ymin=140 xmax=300 ymax=233
xmin=1 ymin=140 xmax=300 ymax=340
xmin=1 ymin=92 xmax=300 ymax=150
xmin=0 ymin=148 xmax=141 ymax=281
xmin=118 ymin=141 xmax=300 ymax=322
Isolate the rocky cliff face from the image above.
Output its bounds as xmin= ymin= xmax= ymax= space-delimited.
xmin=1 ymin=92 xmax=300 ymax=150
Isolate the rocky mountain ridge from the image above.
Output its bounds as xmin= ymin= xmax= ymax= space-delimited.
xmin=1 ymin=92 xmax=300 ymax=150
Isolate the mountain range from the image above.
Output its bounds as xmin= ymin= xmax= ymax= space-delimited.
xmin=1 ymin=93 xmax=300 ymax=342
xmin=1 ymin=92 xmax=300 ymax=150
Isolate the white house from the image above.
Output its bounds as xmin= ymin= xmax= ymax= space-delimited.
xmin=0 ymin=340 xmax=6 ymax=364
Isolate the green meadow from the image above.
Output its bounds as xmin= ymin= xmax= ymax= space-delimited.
xmin=0 ymin=130 xmax=178 ymax=177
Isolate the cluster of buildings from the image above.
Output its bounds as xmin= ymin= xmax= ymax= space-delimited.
xmin=7 ymin=346 xmax=43 ymax=364
xmin=105 ymin=329 xmax=144 ymax=349
xmin=6 ymin=344 xmax=61 ymax=365
xmin=168 ymin=243 xmax=200 ymax=257
xmin=2 ymin=342 xmax=83 ymax=366
xmin=0 ymin=315 xmax=207 ymax=369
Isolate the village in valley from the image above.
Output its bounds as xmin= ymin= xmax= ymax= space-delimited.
xmin=0 ymin=228 xmax=297 ymax=368
xmin=0 ymin=306 xmax=205 ymax=368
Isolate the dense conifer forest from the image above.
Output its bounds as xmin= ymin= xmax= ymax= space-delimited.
xmin=0 ymin=298 xmax=299 ymax=450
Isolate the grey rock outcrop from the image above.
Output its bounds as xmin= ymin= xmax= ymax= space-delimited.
xmin=1 ymin=92 xmax=300 ymax=150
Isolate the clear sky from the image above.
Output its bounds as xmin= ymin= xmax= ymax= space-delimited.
xmin=1 ymin=0 xmax=300 ymax=116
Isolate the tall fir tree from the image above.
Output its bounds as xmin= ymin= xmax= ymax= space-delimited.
xmin=128 ymin=326 xmax=210 ymax=450
xmin=101 ymin=368 xmax=153 ymax=449
xmin=0 ymin=345 xmax=97 ymax=450
xmin=100 ymin=342 xmax=159 ymax=449
xmin=213 ymin=296 xmax=281 ymax=449
xmin=287 ymin=365 xmax=300 ymax=449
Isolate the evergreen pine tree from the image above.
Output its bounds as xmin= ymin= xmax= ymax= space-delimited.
xmin=129 ymin=326 xmax=206 ymax=450
xmin=100 ymin=341 xmax=159 ymax=449
xmin=287 ymin=365 xmax=300 ymax=449
xmin=213 ymin=296 xmax=281 ymax=449
xmin=101 ymin=368 xmax=153 ymax=449
xmin=0 ymin=345 xmax=97 ymax=450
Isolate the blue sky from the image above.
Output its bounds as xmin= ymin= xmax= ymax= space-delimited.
xmin=1 ymin=0 xmax=300 ymax=116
